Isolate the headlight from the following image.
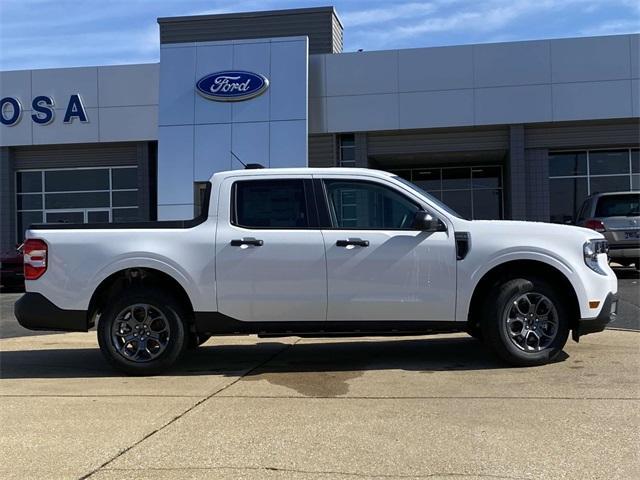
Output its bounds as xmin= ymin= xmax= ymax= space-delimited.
xmin=583 ymin=239 xmax=608 ymax=275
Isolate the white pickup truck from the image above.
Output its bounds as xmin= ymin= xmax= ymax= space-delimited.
xmin=15 ymin=167 xmax=618 ymax=374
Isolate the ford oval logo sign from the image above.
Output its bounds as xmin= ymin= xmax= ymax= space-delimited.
xmin=196 ymin=70 xmax=269 ymax=102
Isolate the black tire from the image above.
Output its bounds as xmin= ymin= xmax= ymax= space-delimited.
xmin=481 ymin=277 xmax=569 ymax=367
xmin=97 ymin=287 xmax=188 ymax=375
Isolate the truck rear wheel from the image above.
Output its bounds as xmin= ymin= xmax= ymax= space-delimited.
xmin=97 ymin=287 xmax=188 ymax=375
xmin=482 ymin=277 xmax=569 ymax=366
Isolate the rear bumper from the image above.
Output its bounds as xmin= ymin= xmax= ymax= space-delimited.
xmin=607 ymin=245 xmax=640 ymax=259
xmin=573 ymin=292 xmax=618 ymax=341
xmin=14 ymin=292 xmax=90 ymax=332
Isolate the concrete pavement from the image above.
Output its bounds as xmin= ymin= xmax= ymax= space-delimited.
xmin=1 ymin=329 xmax=638 ymax=480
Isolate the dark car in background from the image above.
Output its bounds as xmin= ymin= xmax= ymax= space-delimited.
xmin=576 ymin=192 xmax=640 ymax=270
xmin=1 ymin=244 xmax=24 ymax=291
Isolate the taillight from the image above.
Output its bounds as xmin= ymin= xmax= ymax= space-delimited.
xmin=24 ymin=239 xmax=47 ymax=280
xmin=585 ymin=219 xmax=605 ymax=232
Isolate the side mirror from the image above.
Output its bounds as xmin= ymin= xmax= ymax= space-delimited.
xmin=412 ymin=211 xmax=446 ymax=232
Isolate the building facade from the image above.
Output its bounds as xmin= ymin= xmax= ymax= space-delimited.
xmin=1 ymin=6 xmax=639 ymax=251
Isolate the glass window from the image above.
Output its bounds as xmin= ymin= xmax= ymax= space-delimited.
xmin=46 ymin=211 xmax=85 ymax=224
xmin=87 ymin=211 xmax=110 ymax=223
xmin=550 ymin=177 xmax=588 ymax=224
xmin=595 ymin=194 xmax=640 ymax=217
xmin=17 ymin=212 xmax=43 ymax=240
xmin=589 ymin=150 xmax=630 ymax=175
xmin=113 ymin=208 xmax=140 ymax=222
xmin=45 ymin=192 xmax=110 ymax=209
xmin=473 ymin=189 xmax=502 ymax=220
xmin=16 ymin=171 xmax=42 ymax=193
xmin=442 ymin=168 xmax=471 ymax=190
xmin=339 ymin=134 xmax=356 ymax=167
xmin=632 ymin=175 xmax=640 ymax=190
xmin=112 ymin=168 xmax=138 ymax=190
xmin=442 ymin=190 xmax=472 ymax=219
xmin=631 ymin=149 xmax=639 ymax=174
xmin=112 ymin=190 xmax=137 ymax=207
xmin=549 ymin=152 xmax=587 ymax=177
xmin=17 ymin=194 xmax=42 ymax=210
xmin=325 ymin=180 xmax=420 ymax=229
xmin=590 ymin=176 xmax=630 ymax=194
xmin=576 ymin=198 xmax=592 ymax=223
xmin=234 ymin=180 xmax=308 ymax=229
xmin=413 ymin=169 xmax=441 ymax=191
xmin=45 ymin=169 xmax=109 ymax=192
xmin=471 ymin=167 xmax=502 ymax=188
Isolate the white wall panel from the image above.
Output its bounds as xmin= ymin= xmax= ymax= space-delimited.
xmin=99 ymin=106 xmax=158 ymax=142
xmin=32 ymin=67 xmax=98 ymax=108
xmin=194 ymin=44 xmax=233 ymax=125
xmin=231 ymin=121 xmax=269 ymax=166
xmin=159 ymin=46 xmax=196 ymax=126
xmin=194 ymin=123 xmax=232 ymax=180
xmin=270 ymin=39 xmax=308 ymax=121
xmin=98 ymin=64 xmax=159 ymax=107
xmin=231 ymin=42 xmax=271 ymax=123
xmin=157 ymin=125 xmax=194 ymax=206
xmin=326 ymin=50 xmax=398 ymax=96
xmin=270 ymin=120 xmax=307 ymax=168
xmin=474 ymin=40 xmax=550 ymax=87
xmin=33 ymin=107 xmax=99 ymax=144
xmin=398 ymin=46 xmax=473 ymax=92
xmin=475 ymin=85 xmax=552 ymax=125
xmin=553 ymin=80 xmax=633 ymax=121
xmin=399 ymin=90 xmax=474 ymax=129
xmin=551 ymin=36 xmax=631 ymax=83
xmin=0 ymin=117 xmax=32 ymax=146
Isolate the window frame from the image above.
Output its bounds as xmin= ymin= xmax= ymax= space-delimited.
xmin=230 ymin=178 xmax=318 ymax=230
xmin=319 ymin=178 xmax=424 ymax=231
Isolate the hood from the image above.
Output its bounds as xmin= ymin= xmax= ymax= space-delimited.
xmin=468 ymin=219 xmax=603 ymax=243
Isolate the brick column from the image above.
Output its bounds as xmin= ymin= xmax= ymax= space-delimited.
xmin=507 ymin=125 xmax=527 ymax=220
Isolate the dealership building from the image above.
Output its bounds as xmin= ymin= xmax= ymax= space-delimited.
xmin=1 ymin=6 xmax=639 ymax=251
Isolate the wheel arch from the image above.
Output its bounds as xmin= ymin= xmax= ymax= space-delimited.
xmin=466 ymin=259 xmax=580 ymax=335
xmin=87 ymin=267 xmax=195 ymax=327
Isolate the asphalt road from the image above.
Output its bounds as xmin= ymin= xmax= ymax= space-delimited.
xmin=2 ymin=267 xmax=638 ymax=339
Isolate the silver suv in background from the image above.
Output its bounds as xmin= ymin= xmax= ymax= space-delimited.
xmin=576 ymin=191 xmax=640 ymax=270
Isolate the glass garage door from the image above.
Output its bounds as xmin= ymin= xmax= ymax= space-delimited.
xmin=16 ymin=167 xmax=139 ymax=240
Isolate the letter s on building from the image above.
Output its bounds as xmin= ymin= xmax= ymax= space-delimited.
xmin=0 ymin=97 xmax=22 ymax=126
xmin=31 ymin=96 xmax=55 ymax=125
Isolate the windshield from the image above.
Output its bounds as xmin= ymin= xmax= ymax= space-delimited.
xmin=392 ymin=176 xmax=466 ymax=219
xmin=595 ymin=194 xmax=640 ymax=217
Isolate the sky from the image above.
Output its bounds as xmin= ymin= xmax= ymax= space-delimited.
xmin=1 ymin=0 xmax=639 ymax=71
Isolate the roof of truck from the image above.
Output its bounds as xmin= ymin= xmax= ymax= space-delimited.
xmin=211 ymin=167 xmax=395 ymax=179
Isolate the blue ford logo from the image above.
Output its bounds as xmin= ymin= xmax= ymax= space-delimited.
xmin=196 ymin=70 xmax=269 ymax=102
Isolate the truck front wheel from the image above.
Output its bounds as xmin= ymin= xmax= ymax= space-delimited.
xmin=97 ymin=287 xmax=188 ymax=375
xmin=482 ymin=277 xmax=569 ymax=366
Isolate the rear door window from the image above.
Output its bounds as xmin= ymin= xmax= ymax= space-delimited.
xmin=232 ymin=179 xmax=310 ymax=229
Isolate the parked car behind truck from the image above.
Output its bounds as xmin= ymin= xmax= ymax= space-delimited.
xmin=15 ymin=167 xmax=618 ymax=374
xmin=576 ymin=191 xmax=640 ymax=269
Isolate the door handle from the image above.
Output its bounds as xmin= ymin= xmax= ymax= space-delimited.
xmin=230 ymin=237 xmax=264 ymax=247
xmin=336 ymin=238 xmax=369 ymax=247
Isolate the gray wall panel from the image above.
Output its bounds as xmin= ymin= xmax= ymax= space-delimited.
xmin=552 ymin=80 xmax=633 ymax=121
xmin=158 ymin=7 xmax=342 ymax=54
xmin=398 ymin=45 xmax=473 ymax=92
xmin=474 ymin=40 xmax=550 ymax=87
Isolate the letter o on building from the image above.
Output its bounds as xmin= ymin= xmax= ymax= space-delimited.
xmin=0 ymin=97 xmax=22 ymax=126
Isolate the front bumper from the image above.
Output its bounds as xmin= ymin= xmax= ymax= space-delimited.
xmin=15 ymin=292 xmax=90 ymax=332
xmin=572 ymin=292 xmax=618 ymax=341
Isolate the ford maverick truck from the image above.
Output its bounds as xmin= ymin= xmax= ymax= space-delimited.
xmin=15 ymin=168 xmax=618 ymax=374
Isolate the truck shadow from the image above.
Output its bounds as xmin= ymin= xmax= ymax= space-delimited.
xmin=0 ymin=336 xmax=568 ymax=380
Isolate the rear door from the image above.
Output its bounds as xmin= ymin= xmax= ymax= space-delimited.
xmin=316 ymin=176 xmax=457 ymax=322
xmin=215 ymin=175 xmax=327 ymax=322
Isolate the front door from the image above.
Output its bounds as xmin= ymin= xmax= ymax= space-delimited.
xmin=215 ymin=175 xmax=327 ymax=322
xmin=318 ymin=177 xmax=457 ymax=322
